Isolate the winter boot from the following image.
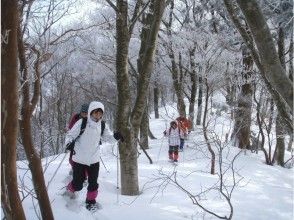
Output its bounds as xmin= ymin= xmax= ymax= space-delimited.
xmin=63 ymin=182 xmax=76 ymax=199
xmin=168 ymin=152 xmax=174 ymax=160
xmin=62 ymin=189 xmax=76 ymax=199
xmin=86 ymin=199 xmax=99 ymax=212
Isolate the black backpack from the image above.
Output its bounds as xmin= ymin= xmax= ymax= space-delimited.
xmin=66 ymin=118 xmax=105 ymax=152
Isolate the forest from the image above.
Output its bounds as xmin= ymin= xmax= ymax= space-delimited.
xmin=1 ymin=0 xmax=293 ymax=219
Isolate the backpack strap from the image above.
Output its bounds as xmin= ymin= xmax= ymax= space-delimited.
xmin=67 ymin=118 xmax=87 ymax=154
xmin=101 ymin=120 xmax=105 ymax=136
xmin=79 ymin=118 xmax=87 ymax=136
xmin=169 ymin=126 xmax=181 ymax=137
xmin=99 ymin=120 xmax=105 ymax=145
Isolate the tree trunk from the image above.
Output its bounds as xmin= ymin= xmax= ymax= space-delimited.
xmin=253 ymin=88 xmax=270 ymax=164
xmin=236 ymin=0 xmax=293 ymax=110
xmin=1 ymin=1 xmax=26 ymax=219
xmin=140 ymin=105 xmax=149 ymax=149
xmin=287 ymin=134 xmax=293 ymax=152
xmin=196 ymin=75 xmax=203 ymax=125
xmin=232 ymin=45 xmax=253 ymax=149
xmin=275 ymin=25 xmax=286 ymax=166
xmin=224 ymin=0 xmax=293 ymax=132
xmin=275 ymin=115 xmax=285 ymax=166
xmin=115 ymin=0 xmax=138 ymax=195
xmin=131 ymin=0 xmax=166 ymax=135
xmin=18 ymin=14 xmax=54 ymax=219
xmin=115 ymin=0 xmax=166 ymax=195
xmin=166 ymin=0 xmax=186 ymax=117
xmin=203 ymin=78 xmax=215 ymax=175
xmin=289 ymin=33 xmax=293 ymax=81
xmin=188 ymin=46 xmax=197 ymax=130
xmin=153 ymin=85 xmax=159 ymax=118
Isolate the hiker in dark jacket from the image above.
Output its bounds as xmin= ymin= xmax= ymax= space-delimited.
xmin=64 ymin=101 xmax=123 ymax=211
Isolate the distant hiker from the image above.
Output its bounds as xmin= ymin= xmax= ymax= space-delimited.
xmin=176 ymin=116 xmax=189 ymax=151
xmin=163 ymin=121 xmax=183 ymax=162
xmin=64 ymin=101 xmax=124 ymax=211
xmin=67 ymin=103 xmax=89 ymax=170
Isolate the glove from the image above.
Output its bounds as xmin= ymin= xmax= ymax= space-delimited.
xmin=65 ymin=141 xmax=75 ymax=152
xmin=113 ymin=132 xmax=124 ymax=142
xmin=163 ymin=131 xmax=167 ymax=136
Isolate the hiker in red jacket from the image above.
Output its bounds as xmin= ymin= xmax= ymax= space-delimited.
xmin=176 ymin=116 xmax=190 ymax=151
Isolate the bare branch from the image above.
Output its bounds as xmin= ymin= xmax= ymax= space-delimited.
xmin=105 ymin=0 xmax=118 ymax=12
xmin=49 ymin=21 xmax=112 ymax=46
xmin=129 ymin=0 xmax=151 ymax=35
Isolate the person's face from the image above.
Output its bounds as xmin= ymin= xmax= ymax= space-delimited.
xmin=91 ymin=109 xmax=103 ymax=120
xmin=80 ymin=112 xmax=87 ymax=118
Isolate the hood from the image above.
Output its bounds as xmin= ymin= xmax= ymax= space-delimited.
xmin=87 ymin=101 xmax=105 ymax=118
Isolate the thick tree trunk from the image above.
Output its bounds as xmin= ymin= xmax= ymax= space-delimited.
xmin=1 ymin=1 xmax=26 ymax=219
xmin=275 ymin=25 xmax=286 ymax=166
xmin=131 ymin=0 xmax=166 ymax=130
xmin=116 ymin=0 xmax=166 ymax=195
xmin=236 ymin=0 xmax=293 ymax=110
xmin=115 ymin=0 xmax=138 ymax=195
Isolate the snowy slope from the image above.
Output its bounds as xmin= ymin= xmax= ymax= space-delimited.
xmin=16 ymin=103 xmax=293 ymax=220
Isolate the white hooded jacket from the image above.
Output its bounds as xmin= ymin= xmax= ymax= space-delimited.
xmin=65 ymin=101 xmax=113 ymax=165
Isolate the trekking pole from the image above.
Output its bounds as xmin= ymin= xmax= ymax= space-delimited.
xmin=47 ymin=151 xmax=69 ymax=188
xmin=116 ymin=141 xmax=120 ymax=204
xmin=157 ymin=136 xmax=165 ymax=162
xmin=100 ymin=156 xmax=110 ymax=173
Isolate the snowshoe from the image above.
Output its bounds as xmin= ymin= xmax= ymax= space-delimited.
xmin=62 ymin=189 xmax=76 ymax=199
xmin=86 ymin=200 xmax=102 ymax=212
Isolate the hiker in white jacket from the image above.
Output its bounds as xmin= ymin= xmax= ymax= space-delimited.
xmin=163 ymin=121 xmax=184 ymax=162
xmin=64 ymin=101 xmax=123 ymax=211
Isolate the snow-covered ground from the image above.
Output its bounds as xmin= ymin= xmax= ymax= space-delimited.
xmin=16 ymin=103 xmax=293 ymax=220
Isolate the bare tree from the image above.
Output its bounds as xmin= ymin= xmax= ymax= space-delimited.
xmin=223 ymin=0 xmax=293 ymax=132
xmin=236 ymin=0 xmax=293 ymax=110
xmin=152 ymin=132 xmax=243 ymax=220
xmin=162 ymin=0 xmax=186 ymax=117
xmin=232 ymin=44 xmax=253 ymax=149
xmin=112 ymin=0 xmax=167 ymax=195
xmin=275 ymin=22 xmax=286 ymax=166
xmin=1 ymin=0 xmax=26 ymax=219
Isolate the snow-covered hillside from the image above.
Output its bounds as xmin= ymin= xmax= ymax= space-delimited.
xmin=16 ymin=103 xmax=293 ymax=220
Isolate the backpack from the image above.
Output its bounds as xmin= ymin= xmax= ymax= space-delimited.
xmin=66 ymin=118 xmax=105 ymax=152
xmin=168 ymin=126 xmax=180 ymax=136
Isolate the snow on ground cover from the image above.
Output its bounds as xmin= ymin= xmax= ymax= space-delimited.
xmin=16 ymin=100 xmax=293 ymax=220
